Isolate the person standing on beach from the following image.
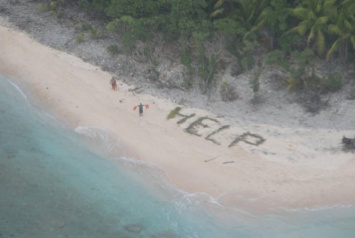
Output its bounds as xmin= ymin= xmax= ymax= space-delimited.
xmin=133 ymin=103 xmax=149 ymax=116
xmin=110 ymin=77 xmax=117 ymax=90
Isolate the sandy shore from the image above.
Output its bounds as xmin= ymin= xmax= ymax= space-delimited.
xmin=1 ymin=24 xmax=355 ymax=213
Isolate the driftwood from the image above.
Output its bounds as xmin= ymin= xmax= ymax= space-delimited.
xmin=342 ymin=136 xmax=355 ymax=150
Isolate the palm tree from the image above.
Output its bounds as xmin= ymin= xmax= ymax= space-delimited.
xmin=210 ymin=0 xmax=269 ymax=41
xmin=289 ymin=0 xmax=338 ymax=55
xmin=326 ymin=0 xmax=355 ymax=64
xmin=209 ymin=0 xmax=225 ymax=18
xmin=233 ymin=0 xmax=270 ymax=43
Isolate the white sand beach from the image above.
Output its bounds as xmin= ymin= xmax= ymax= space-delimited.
xmin=1 ymin=24 xmax=355 ymax=213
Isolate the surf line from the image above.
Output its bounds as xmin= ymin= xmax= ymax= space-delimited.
xmin=167 ymin=107 xmax=265 ymax=148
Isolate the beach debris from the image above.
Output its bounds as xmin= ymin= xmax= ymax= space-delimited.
xmin=223 ymin=161 xmax=234 ymax=164
xmin=128 ymin=86 xmax=143 ymax=94
xmin=167 ymin=107 xmax=195 ymax=124
xmin=204 ymin=156 xmax=219 ymax=162
xmin=167 ymin=107 xmax=182 ymax=120
xmin=342 ymin=136 xmax=355 ymax=151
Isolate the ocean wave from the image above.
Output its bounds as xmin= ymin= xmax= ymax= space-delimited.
xmin=7 ymin=79 xmax=28 ymax=100
xmin=116 ymin=155 xmax=251 ymax=229
xmin=74 ymin=126 xmax=119 ymax=153
xmin=282 ymin=203 xmax=354 ymax=213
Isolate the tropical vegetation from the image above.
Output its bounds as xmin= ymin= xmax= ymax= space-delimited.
xmin=38 ymin=0 xmax=355 ymax=94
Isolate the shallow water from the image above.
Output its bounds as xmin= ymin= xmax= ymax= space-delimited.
xmin=1 ymin=74 xmax=355 ymax=238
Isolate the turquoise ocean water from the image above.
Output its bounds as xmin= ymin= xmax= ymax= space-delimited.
xmin=1 ymin=74 xmax=355 ymax=238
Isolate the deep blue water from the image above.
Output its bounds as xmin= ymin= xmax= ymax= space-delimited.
xmin=1 ymin=74 xmax=355 ymax=238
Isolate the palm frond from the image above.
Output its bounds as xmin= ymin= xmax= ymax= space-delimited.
xmin=307 ymin=26 xmax=316 ymax=43
xmin=350 ymin=36 xmax=355 ymax=49
xmin=328 ymin=24 xmax=342 ymax=35
xmin=210 ymin=8 xmax=224 ymax=18
xmin=324 ymin=0 xmax=337 ymax=8
xmin=298 ymin=21 xmax=311 ymax=35
xmin=326 ymin=38 xmax=341 ymax=60
xmin=291 ymin=7 xmax=309 ymax=19
xmin=317 ymin=29 xmax=325 ymax=54
xmin=213 ymin=0 xmax=224 ymax=9
xmin=344 ymin=20 xmax=352 ymax=31
xmin=315 ymin=16 xmax=328 ymax=25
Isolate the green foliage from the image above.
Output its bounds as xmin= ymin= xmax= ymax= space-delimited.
xmin=185 ymin=117 xmax=219 ymax=136
xmin=326 ymin=0 xmax=355 ymax=64
xmin=240 ymin=40 xmax=258 ymax=72
xmin=213 ymin=18 xmax=240 ymax=35
xmin=166 ymin=4 xmax=200 ymax=39
xmin=197 ymin=44 xmax=219 ymax=94
xmin=287 ymin=49 xmax=318 ymax=90
xmin=103 ymin=0 xmax=213 ymax=46
xmin=266 ymin=49 xmax=318 ymax=91
xmin=251 ymin=71 xmax=261 ymax=93
xmin=319 ymin=72 xmax=342 ymax=93
xmin=286 ymin=76 xmax=300 ymax=91
xmin=76 ymin=33 xmax=85 ymax=44
xmin=107 ymin=44 xmax=120 ymax=56
xmin=224 ymin=36 xmax=243 ymax=57
xmin=80 ymin=22 xmax=104 ymax=39
xmin=86 ymin=0 xmax=111 ymax=11
xmin=167 ymin=107 xmax=182 ymax=120
xmin=36 ymin=0 xmax=355 ymax=78
xmin=266 ymin=0 xmax=293 ymax=32
xmin=208 ymin=0 xmax=225 ymax=19
xmin=106 ymin=16 xmax=152 ymax=52
xmin=288 ymin=0 xmax=338 ymax=55
xmin=265 ymin=50 xmax=290 ymax=70
xmin=106 ymin=0 xmax=163 ymax=19
xmin=228 ymin=132 xmax=265 ymax=148
xmin=266 ymin=48 xmax=341 ymax=93
xmin=38 ymin=0 xmax=64 ymax=17
xmin=38 ymin=1 xmax=56 ymax=11
xmin=89 ymin=29 xmax=105 ymax=39
xmin=303 ymin=71 xmax=321 ymax=91
xmin=228 ymin=0 xmax=270 ymax=43
xmin=291 ymin=49 xmax=316 ymax=71
xmin=220 ymin=81 xmax=238 ymax=102
xmin=240 ymin=55 xmax=255 ymax=72
xmin=213 ymin=0 xmax=291 ymax=51
xmin=213 ymin=0 xmax=267 ymax=50
xmin=278 ymin=32 xmax=303 ymax=51
xmin=82 ymin=22 xmax=93 ymax=32
xmin=180 ymin=47 xmax=192 ymax=67
xmin=201 ymin=58 xmax=215 ymax=83
xmin=38 ymin=4 xmax=49 ymax=12
xmin=205 ymin=125 xmax=230 ymax=145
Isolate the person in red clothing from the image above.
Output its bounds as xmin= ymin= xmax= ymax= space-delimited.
xmin=110 ymin=77 xmax=117 ymax=90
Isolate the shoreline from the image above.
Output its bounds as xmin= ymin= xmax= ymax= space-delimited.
xmin=1 ymin=24 xmax=355 ymax=214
